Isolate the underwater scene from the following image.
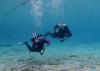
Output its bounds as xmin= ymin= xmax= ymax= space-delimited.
xmin=0 ymin=0 xmax=100 ymax=71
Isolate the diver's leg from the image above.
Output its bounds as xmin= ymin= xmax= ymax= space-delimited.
xmin=61 ymin=32 xmax=72 ymax=42
xmin=39 ymin=50 xmax=44 ymax=55
xmin=23 ymin=42 xmax=34 ymax=52
xmin=57 ymin=31 xmax=65 ymax=42
xmin=59 ymin=33 xmax=65 ymax=42
xmin=39 ymin=47 xmax=45 ymax=55
xmin=65 ymin=32 xmax=72 ymax=39
xmin=60 ymin=38 xmax=64 ymax=42
xmin=68 ymin=32 xmax=72 ymax=37
xmin=65 ymin=27 xmax=72 ymax=38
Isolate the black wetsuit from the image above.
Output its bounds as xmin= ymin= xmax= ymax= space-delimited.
xmin=24 ymin=36 xmax=50 ymax=55
xmin=55 ymin=25 xmax=72 ymax=38
xmin=45 ymin=24 xmax=72 ymax=42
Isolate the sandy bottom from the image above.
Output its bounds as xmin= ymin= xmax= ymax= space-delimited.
xmin=0 ymin=42 xmax=100 ymax=71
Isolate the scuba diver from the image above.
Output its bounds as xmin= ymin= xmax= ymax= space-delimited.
xmin=45 ymin=21 xmax=72 ymax=42
xmin=22 ymin=33 xmax=51 ymax=55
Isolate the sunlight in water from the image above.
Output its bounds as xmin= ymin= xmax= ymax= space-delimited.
xmin=30 ymin=0 xmax=64 ymax=31
xmin=50 ymin=0 xmax=64 ymax=17
xmin=31 ymin=0 xmax=44 ymax=30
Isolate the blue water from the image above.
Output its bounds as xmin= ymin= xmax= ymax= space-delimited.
xmin=0 ymin=0 xmax=100 ymax=43
xmin=0 ymin=0 xmax=100 ymax=70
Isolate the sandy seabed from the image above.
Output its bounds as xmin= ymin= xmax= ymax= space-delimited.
xmin=0 ymin=42 xmax=100 ymax=71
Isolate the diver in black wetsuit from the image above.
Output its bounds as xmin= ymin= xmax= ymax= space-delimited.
xmin=23 ymin=33 xmax=51 ymax=55
xmin=45 ymin=21 xmax=72 ymax=42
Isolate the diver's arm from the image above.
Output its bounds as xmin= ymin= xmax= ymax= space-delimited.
xmin=54 ymin=25 xmax=58 ymax=32
xmin=54 ymin=25 xmax=59 ymax=33
xmin=44 ymin=39 xmax=51 ymax=46
xmin=65 ymin=26 xmax=72 ymax=37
